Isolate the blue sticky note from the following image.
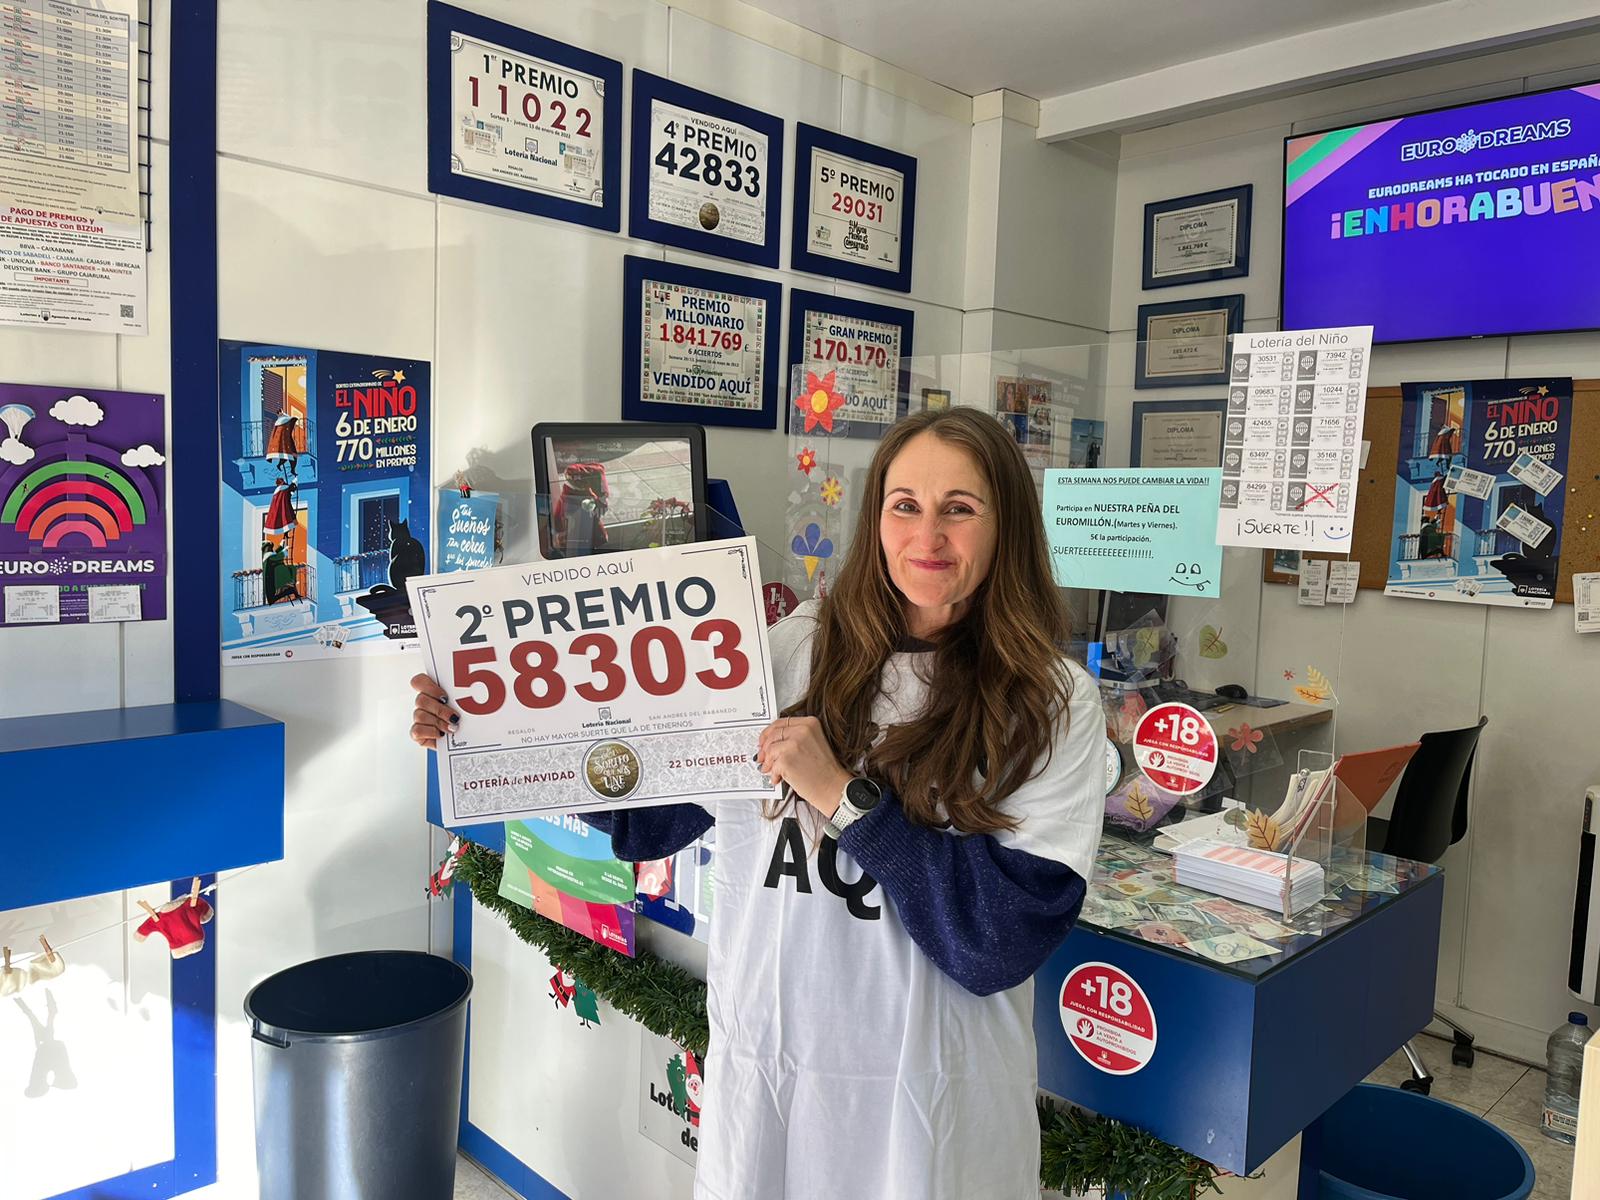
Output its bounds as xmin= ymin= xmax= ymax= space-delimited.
xmin=1043 ymin=469 xmax=1223 ymax=598
xmin=438 ymin=488 xmax=499 ymax=572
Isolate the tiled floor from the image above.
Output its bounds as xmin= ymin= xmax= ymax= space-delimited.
xmin=454 ymin=1155 xmax=516 ymax=1200
xmin=1363 ymin=1033 xmax=1576 ymax=1200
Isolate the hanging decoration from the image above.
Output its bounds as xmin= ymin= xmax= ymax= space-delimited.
xmin=135 ymin=878 xmax=214 ymax=959
xmin=794 ymin=370 xmax=846 ymax=434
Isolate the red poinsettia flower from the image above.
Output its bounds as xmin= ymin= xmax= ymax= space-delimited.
xmin=1228 ymin=723 xmax=1264 ymax=754
xmin=795 ymin=370 xmax=846 ymax=433
xmin=1283 ymin=669 xmax=1295 ymax=681
xmin=796 ymin=447 xmax=818 ymax=475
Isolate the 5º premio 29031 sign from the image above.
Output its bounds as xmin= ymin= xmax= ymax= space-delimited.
xmin=427 ymin=2 xmax=622 ymax=231
xmin=629 ymin=72 xmax=784 ymax=268
xmin=408 ymin=539 xmax=779 ymax=827
xmin=792 ymin=124 xmax=917 ymax=293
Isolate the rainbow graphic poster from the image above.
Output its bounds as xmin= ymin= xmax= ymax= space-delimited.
xmin=0 ymin=383 xmax=166 ymax=626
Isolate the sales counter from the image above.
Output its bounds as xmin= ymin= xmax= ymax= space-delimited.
xmin=1036 ymin=832 xmax=1443 ymax=1193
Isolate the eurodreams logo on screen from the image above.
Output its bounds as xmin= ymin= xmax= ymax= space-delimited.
xmin=1400 ymin=119 xmax=1572 ymax=161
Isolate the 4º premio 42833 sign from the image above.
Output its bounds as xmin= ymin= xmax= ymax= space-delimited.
xmin=408 ymin=538 xmax=779 ymax=826
xmin=629 ymin=71 xmax=784 ymax=268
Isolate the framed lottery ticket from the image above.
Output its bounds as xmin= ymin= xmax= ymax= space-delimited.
xmin=791 ymin=124 xmax=917 ymax=293
xmin=623 ymin=256 xmax=781 ymax=430
xmin=628 ymin=71 xmax=784 ymax=268
xmin=427 ymin=2 xmax=623 ymax=231
xmin=408 ymin=539 xmax=780 ymax=826
xmin=787 ymin=290 xmax=914 ymax=440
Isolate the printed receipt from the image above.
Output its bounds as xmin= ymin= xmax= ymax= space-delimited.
xmin=1574 ymin=573 xmax=1600 ymax=634
xmin=5 ymin=585 xmax=60 ymax=624
xmin=89 ymin=585 xmax=143 ymax=623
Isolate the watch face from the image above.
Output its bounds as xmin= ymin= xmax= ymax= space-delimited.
xmin=846 ymin=777 xmax=882 ymax=811
xmin=1103 ymin=738 xmax=1123 ymax=795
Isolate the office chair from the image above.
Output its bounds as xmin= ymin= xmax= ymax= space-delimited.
xmin=1367 ymin=715 xmax=1488 ymax=1096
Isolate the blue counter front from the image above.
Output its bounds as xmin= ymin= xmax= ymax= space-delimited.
xmin=1034 ymin=837 xmax=1444 ymax=1180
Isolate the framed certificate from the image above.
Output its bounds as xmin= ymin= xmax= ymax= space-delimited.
xmin=427 ymin=1 xmax=623 ymax=231
xmin=628 ymin=71 xmax=784 ymax=268
xmin=623 ymin=256 xmax=781 ymax=430
xmin=787 ymin=290 xmax=914 ymax=439
xmin=791 ymin=124 xmax=917 ymax=293
xmin=1130 ymin=399 xmax=1228 ymax=468
xmin=1141 ymin=184 xmax=1252 ymax=289
xmin=1134 ymin=294 xmax=1244 ymax=389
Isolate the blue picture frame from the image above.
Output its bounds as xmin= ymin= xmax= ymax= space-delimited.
xmin=790 ymin=124 xmax=917 ymax=293
xmin=628 ymin=70 xmax=784 ymax=268
xmin=787 ymin=289 xmax=915 ymax=440
xmin=1134 ymin=293 xmax=1245 ymax=389
xmin=1129 ymin=398 xmax=1229 ymax=468
xmin=427 ymin=1 xmax=623 ymax=233
xmin=1140 ymin=184 xmax=1252 ymax=290
xmin=622 ymin=256 xmax=782 ymax=430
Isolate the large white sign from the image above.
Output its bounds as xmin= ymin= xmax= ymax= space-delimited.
xmin=447 ymin=31 xmax=608 ymax=207
xmin=805 ymin=147 xmax=905 ymax=273
xmin=409 ymin=539 xmax=778 ymax=826
xmin=1215 ymin=326 xmax=1374 ymax=552
xmin=647 ymin=99 xmax=768 ymax=246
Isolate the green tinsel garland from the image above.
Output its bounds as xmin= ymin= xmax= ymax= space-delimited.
xmin=455 ymin=842 xmax=1225 ymax=1199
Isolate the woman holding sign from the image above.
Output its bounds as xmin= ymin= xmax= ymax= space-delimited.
xmin=410 ymin=407 xmax=1102 ymax=1200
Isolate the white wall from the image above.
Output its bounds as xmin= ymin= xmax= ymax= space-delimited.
xmin=1103 ymin=34 xmax=1600 ymax=1061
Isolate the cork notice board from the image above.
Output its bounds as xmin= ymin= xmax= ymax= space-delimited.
xmin=1263 ymin=380 xmax=1600 ymax=604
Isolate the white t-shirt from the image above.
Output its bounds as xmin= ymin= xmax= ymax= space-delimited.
xmin=694 ymin=601 xmax=1103 ymax=1200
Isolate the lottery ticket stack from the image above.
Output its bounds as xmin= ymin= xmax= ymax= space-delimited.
xmin=1173 ymin=839 xmax=1325 ymax=916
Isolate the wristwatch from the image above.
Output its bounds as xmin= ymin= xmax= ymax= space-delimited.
xmin=825 ymin=776 xmax=882 ymax=838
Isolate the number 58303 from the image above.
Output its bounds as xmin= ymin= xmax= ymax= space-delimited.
xmin=451 ymin=620 xmax=748 ymax=716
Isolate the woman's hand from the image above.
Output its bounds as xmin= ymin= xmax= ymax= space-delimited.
xmin=756 ymin=716 xmax=852 ymax=818
xmin=410 ymin=674 xmax=461 ymax=748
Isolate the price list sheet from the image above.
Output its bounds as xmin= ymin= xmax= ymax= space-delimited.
xmin=0 ymin=0 xmax=145 ymax=332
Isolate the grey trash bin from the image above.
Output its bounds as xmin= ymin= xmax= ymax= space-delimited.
xmin=245 ymin=950 xmax=473 ymax=1200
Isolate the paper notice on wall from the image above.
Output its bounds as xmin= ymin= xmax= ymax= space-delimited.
xmin=1215 ymin=326 xmax=1373 ymax=553
xmin=1297 ymin=559 xmax=1328 ymax=606
xmin=4 ymin=584 xmax=58 ymax=623
xmin=0 ymin=0 xmax=147 ymax=333
xmin=1326 ymin=561 xmax=1360 ymax=604
xmin=1574 ymin=573 xmax=1600 ymax=634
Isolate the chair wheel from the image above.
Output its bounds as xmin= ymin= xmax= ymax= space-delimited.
xmin=1451 ymin=1044 xmax=1475 ymax=1068
xmin=1401 ymin=1077 xmax=1432 ymax=1095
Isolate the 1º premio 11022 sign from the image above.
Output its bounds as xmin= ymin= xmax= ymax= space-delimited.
xmin=408 ymin=538 xmax=779 ymax=826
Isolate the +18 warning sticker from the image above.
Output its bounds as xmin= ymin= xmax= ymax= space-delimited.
xmin=1060 ymin=961 xmax=1158 ymax=1075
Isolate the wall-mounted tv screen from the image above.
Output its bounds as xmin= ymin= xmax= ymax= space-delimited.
xmin=1282 ymin=82 xmax=1600 ymax=344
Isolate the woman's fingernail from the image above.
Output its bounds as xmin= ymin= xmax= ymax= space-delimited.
xmin=450 ymin=713 xmax=461 ymax=725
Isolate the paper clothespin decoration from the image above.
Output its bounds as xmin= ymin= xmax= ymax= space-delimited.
xmin=454 ymin=470 xmax=472 ymax=498
xmin=136 ymin=893 xmax=215 ymax=959
xmin=0 ymin=942 xmax=64 ymax=996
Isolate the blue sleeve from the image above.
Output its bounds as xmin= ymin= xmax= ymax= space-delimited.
xmin=838 ymin=791 xmax=1087 ymax=997
xmin=579 ymin=804 xmax=714 ymax=862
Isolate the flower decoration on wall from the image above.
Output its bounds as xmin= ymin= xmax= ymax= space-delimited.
xmin=795 ymin=447 xmax=818 ymax=476
xmin=791 ymin=521 xmax=834 ymax=581
xmin=1227 ymin=724 xmax=1263 ymax=754
xmin=795 ymin=370 xmax=846 ymax=433
xmin=1283 ymin=669 xmax=1295 ymax=681
xmin=820 ymin=476 xmax=843 ymax=506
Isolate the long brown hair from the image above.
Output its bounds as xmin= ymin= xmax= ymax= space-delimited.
xmin=785 ymin=407 xmax=1074 ymax=833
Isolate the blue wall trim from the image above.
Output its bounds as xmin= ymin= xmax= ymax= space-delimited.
xmin=170 ymin=0 xmax=221 ymax=703
xmin=453 ymin=881 xmax=571 ymax=1199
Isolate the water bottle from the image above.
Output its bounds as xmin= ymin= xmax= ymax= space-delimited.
xmin=1541 ymin=1011 xmax=1592 ymax=1144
